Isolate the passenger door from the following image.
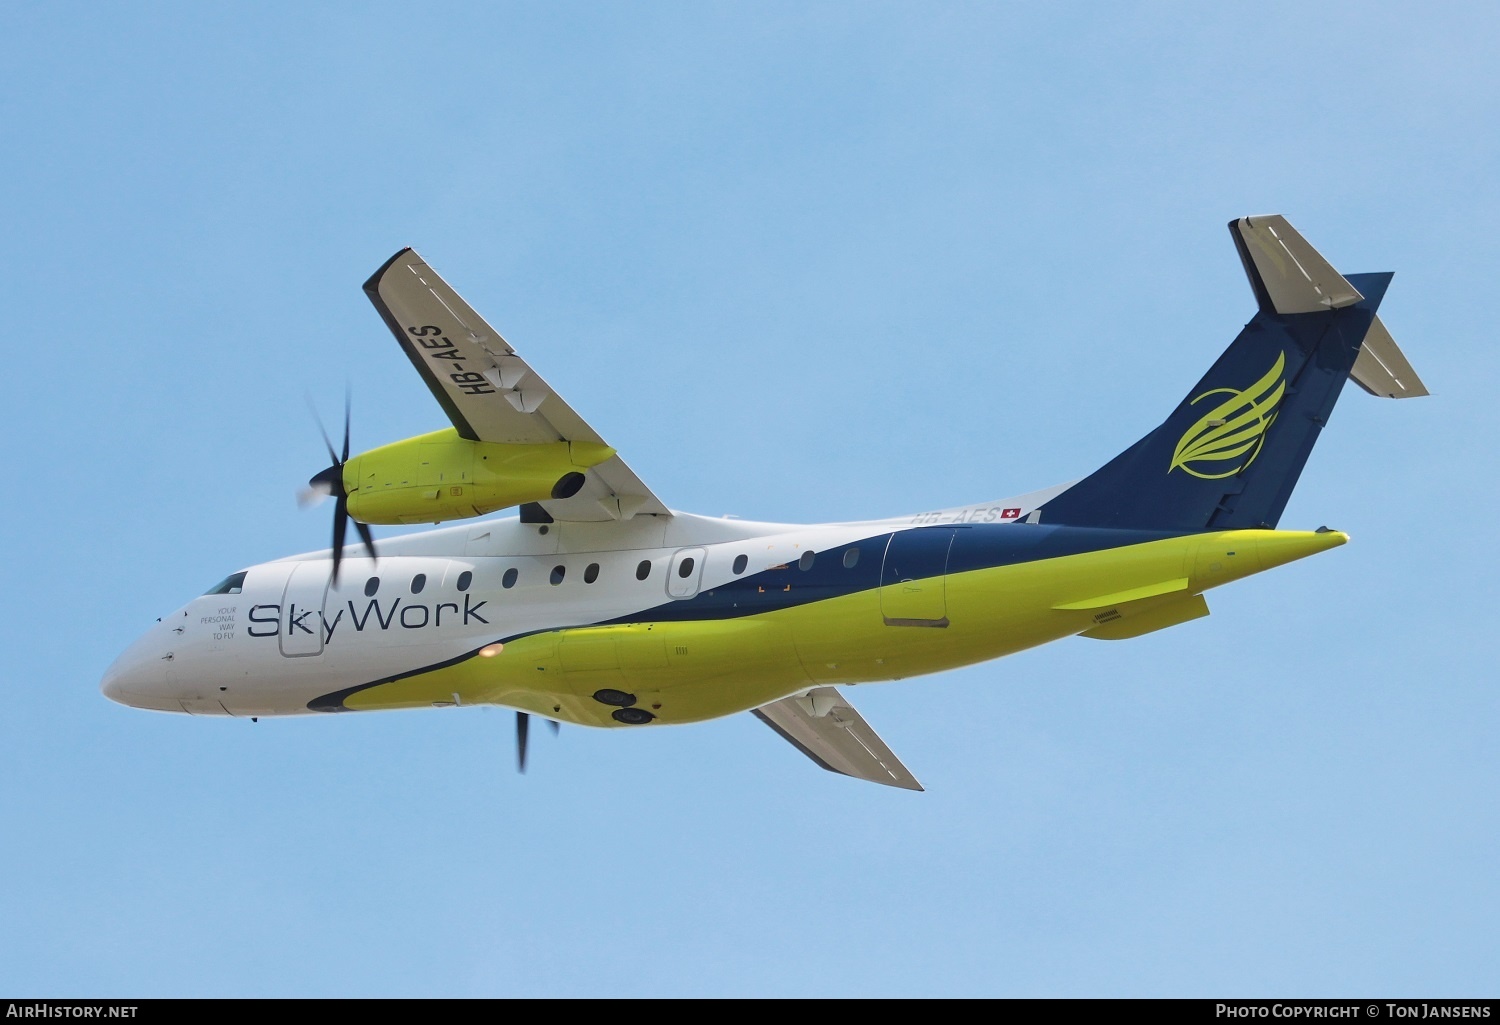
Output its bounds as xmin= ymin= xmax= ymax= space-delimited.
xmin=279 ymin=561 xmax=330 ymax=656
xmin=667 ymin=547 xmax=707 ymax=600
xmin=879 ymin=528 xmax=954 ymax=626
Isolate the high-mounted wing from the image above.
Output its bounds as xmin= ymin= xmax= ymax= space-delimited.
xmin=753 ymin=687 xmax=924 ymax=791
xmin=363 ymin=249 xmax=670 ymax=522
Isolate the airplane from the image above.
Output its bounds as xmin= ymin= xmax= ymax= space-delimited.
xmin=101 ymin=215 xmax=1428 ymax=791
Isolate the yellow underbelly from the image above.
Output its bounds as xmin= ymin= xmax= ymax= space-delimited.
xmin=338 ymin=529 xmax=1342 ymax=724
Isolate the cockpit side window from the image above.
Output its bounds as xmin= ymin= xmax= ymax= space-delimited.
xmin=204 ymin=571 xmax=247 ymax=595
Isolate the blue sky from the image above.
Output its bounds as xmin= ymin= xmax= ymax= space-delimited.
xmin=1 ymin=2 xmax=1495 ymax=997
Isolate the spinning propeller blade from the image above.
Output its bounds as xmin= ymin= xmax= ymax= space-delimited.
xmin=303 ymin=393 xmax=377 ymax=586
xmin=514 ymin=712 xmax=560 ymax=773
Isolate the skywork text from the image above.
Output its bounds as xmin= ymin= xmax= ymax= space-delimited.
xmin=245 ymin=595 xmax=489 ymax=642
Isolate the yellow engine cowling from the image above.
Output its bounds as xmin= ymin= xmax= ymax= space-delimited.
xmin=343 ymin=428 xmax=614 ymax=525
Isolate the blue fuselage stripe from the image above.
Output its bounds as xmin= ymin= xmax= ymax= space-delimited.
xmin=603 ymin=523 xmax=1185 ymax=625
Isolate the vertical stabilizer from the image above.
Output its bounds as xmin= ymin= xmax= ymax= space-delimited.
xmin=1039 ymin=217 xmax=1413 ymax=533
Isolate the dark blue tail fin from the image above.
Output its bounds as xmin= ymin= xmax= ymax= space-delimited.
xmin=1039 ymin=219 xmax=1396 ymax=533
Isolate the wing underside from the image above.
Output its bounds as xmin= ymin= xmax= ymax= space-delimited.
xmin=753 ymin=687 xmax=923 ymax=791
xmin=362 ymin=249 xmax=670 ymax=522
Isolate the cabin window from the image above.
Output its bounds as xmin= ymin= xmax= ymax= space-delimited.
xmin=732 ymin=554 xmax=748 ymax=575
xmin=678 ymin=557 xmax=695 ymax=579
xmin=410 ymin=573 xmax=426 ymax=594
xmin=204 ymin=571 xmax=246 ymax=595
xmin=636 ymin=560 xmax=651 ymax=581
xmin=799 ymin=550 xmax=815 ymax=571
xmin=550 ymin=565 xmax=566 ymax=585
xmin=502 ymin=568 xmax=518 ymax=589
xmin=364 ymin=577 xmax=380 ymax=597
xmin=456 ymin=570 xmax=472 ymax=592
xmin=584 ymin=563 xmax=600 ymax=584
xmin=843 ymin=548 xmax=860 ymax=569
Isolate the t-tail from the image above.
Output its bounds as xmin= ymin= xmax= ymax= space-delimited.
xmin=1039 ymin=215 xmax=1428 ymax=533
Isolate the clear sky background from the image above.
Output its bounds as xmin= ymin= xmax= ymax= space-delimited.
xmin=1 ymin=2 xmax=1495 ymax=997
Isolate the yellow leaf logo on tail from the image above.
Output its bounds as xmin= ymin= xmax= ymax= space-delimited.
xmin=1170 ymin=352 xmax=1286 ymax=480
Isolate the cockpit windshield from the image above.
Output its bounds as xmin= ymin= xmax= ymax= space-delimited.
xmin=204 ymin=571 xmax=247 ymax=595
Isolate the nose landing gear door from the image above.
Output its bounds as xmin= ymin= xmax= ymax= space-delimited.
xmin=279 ymin=561 xmax=330 ymax=657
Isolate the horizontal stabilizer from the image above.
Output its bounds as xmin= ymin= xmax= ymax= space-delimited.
xmin=753 ymin=687 xmax=923 ymax=791
xmin=1232 ymin=215 xmax=1364 ymax=314
xmin=1351 ymin=315 xmax=1429 ymax=398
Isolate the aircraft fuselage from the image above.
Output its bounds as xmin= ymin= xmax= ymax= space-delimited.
xmin=102 ymin=502 xmax=1345 ymax=727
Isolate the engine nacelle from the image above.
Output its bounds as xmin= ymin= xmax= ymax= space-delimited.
xmin=343 ymin=428 xmax=614 ymax=525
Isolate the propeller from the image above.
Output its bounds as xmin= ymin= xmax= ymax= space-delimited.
xmin=515 ymin=712 xmax=562 ymax=773
xmin=305 ymin=394 xmax=377 ymax=585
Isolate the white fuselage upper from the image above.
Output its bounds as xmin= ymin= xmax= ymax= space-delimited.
xmin=101 ymin=487 xmax=1065 ymax=718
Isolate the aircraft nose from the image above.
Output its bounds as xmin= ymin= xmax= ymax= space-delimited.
xmin=100 ymin=662 xmax=127 ymax=704
xmin=101 ymin=632 xmax=184 ymax=712
xmin=101 ymin=646 xmax=155 ymax=707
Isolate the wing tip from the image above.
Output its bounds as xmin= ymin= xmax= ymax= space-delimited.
xmin=362 ymin=247 xmax=417 ymax=295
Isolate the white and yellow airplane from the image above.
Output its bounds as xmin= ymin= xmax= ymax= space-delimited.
xmin=102 ymin=216 xmax=1427 ymax=790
